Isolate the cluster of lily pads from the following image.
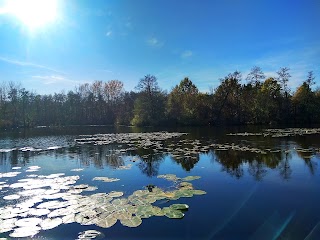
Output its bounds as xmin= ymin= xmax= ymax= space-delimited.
xmin=74 ymin=131 xmax=319 ymax=163
xmin=0 ymin=146 xmax=62 ymax=153
xmin=75 ymin=132 xmax=187 ymax=146
xmin=227 ymin=128 xmax=320 ymax=138
xmin=0 ymin=165 xmax=206 ymax=238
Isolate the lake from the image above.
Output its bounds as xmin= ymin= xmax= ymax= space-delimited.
xmin=0 ymin=126 xmax=320 ymax=240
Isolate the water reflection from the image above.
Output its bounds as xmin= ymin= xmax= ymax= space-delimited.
xmin=0 ymin=140 xmax=318 ymax=181
xmin=0 ymin=127 xmax=320 ymax=181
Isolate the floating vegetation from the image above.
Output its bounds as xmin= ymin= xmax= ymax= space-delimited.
xmin=47 ymin=146 xmax=62 ymax=150
xmin=9 ymin=227 xmax=40 ymax=238
xmin=0 ymin=172 xmax=21 ymax=178
xmin=0 ymin=163 xmax=206 ymax=238
xmin=227 ymin=128 xmax=320 ymax=138
xmin=11 ymin=167 xmax=21 ymax=170
xmin=162 ymin=207 xmax=185 ymax=219
xmin=169 ymin=204 xmax=189 ymax=210
xmin=120 ymin=216 xmax=142 ymax=227
xmin=40 ymin=218 xmax=63 ymax=230
xmin=93 ymin=177 xmax=120 ymax=182
xmin=77 ymin=230 xmax=104 ymax=239
xmin=117 ymin=164 xmax=132 ymax=170
xmin=158 ymin=174 xmax=201 ymax=182
xmin=71 ymin=168 xmax=85 ymax=172
xmin=75 ymin=132 xmax=187 ymax=147
xmin=3 ymin=194 xmax=20 ymax=200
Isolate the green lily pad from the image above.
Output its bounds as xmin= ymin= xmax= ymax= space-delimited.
xmin=112 ymin=198 xmax=128 ymax=206
xmin=191 ymin=190 xmax=207 ymax=195
xmin=95 ymin=215 xmax=117 ymax=228
xmin=178 ymin=182 xmax=194 ymax=189
xmin=113 ymin=211 xmax=132 ymax=220
xmin=162 ymin=207 xmax=185 ymax=219
xmin=120 ymin=216 xmax=142 ymax=227
xmin=181 ymin=176 xmax=201 ymax=181
xmin=107 ymin=191 xmax=124 ymax=198
xmin=157 ymin=174 xmax=179 ymax=182
xmin=169 ymin=204 xmax=189 ymax=210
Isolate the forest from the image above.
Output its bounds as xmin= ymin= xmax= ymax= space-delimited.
xmin=0 ymin=66 xmax=319 ymax=129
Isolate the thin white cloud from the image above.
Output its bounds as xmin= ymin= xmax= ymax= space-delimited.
xmin=0 ymin=56 xmax=63 ymax=73
xmin=147 ymin=37 xmax=163 ymax=47
xmin=181 ymin=50 xmax=193 ymax=58
xmin=32 ymin=75 xmax=80 ymax=85
xmin=253 ymin=46 xmax=320 ymax=89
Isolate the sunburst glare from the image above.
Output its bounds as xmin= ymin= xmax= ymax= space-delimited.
xmin=2 ymin=0 xmax=58 ymax=30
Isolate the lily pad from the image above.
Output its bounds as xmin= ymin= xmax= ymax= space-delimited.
xmin=182 ymin=176 xmax=201 ymax=181
xmin=169 ymin=204 xmax=189 ymax=210
xmin=93 ymin=177 xmax=120 ymax=182
xmin=162 ymin=207 xmax=185 ymax=219
xmin=40 ymin=217 xmax=63 ymax=230
xmin=120 ymin=216 xmax=142 ymax=227
xmin=77 ymin=230 xmax=104 ymax=239
xmin=71 ymin=168 xmax=84 ymax=172
xmin=9 ymin=227 xmax=40 ymax=238
xmin=191 ymin=190 xmax=207 ymax=195
xmin=107 ymin=191 xmax=124 ymax=198
xmin=157 ymin=174 xmax=179 ymax=182
xmin=15 ymin=217 xmax=42 ymax=227
xmin=3 ymin=194 xmax=20 ymax=200
xmin=95 ymin=215 xmax=117 ymax=228
xmin=28 ymin=208 xmax=51 ymax=216
xmin=62 ymin=214 xmax=75 ymax=224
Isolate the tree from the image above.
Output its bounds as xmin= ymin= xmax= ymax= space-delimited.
xmin=131 ymin=75 xmax=166 ymax=126
xmin=135 ymin=74 xmax=160 ymax=95
xmin=276 ymin=67 xmax=291 ymax=98
xmin=255 ymin=77 xmax=282 ymax=123
xmin=104 ymin=80 xmax=124 ymax=103
xmin=306 ymin=71 xmax=315 ymax=88
xmin=246 ymin=66 xmax=265 ymax=86
xmin=212 ymin=71 xmax=242 ymax=124
xmin=276 ymin=67 xmax=292 ymax=123
xmin=292 ymin=72 xmax=317 ymax=123
xmin=167 ymin=77 xmax=199 ymax=124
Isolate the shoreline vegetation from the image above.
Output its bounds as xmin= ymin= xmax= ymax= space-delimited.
xmin=0 ymin=67 xmax=319 ymax=129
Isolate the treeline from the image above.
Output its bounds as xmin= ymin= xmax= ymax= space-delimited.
xmin=0 ymin=66 xmax=319 ymax=128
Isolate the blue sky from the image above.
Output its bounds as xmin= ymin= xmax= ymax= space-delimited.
xmin=0 ymin=0 xmax=319 ymax=94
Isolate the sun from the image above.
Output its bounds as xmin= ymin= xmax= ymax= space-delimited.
xmin=4 ymin=0 xmax=58 ymax=30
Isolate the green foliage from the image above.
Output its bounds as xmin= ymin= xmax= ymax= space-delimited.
xmin=0 ymin=68 xmax=319 ymax=128
xmin=131 ymin=75 xmax=166 ymax=126
xmin=167 ymin=77 xmax=200 ymax=125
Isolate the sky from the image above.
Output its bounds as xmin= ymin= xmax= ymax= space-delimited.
xmin=0 ymin=0 xmax=319 ymax=94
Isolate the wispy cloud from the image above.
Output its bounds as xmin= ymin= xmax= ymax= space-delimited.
xmin=253 ymin=45 xmax=320 ymax=89
xmin=0 ymin=56 xmax=63 ymax=74
xmin=147 ymin=37 xmax=164 ymax=48
xmin=181 ymin=50 xmax=193 ymax=58
xmin=32 ymin=75 xmax=80 ymax=85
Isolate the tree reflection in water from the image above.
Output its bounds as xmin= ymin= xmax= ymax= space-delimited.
xmin=0 ymin=132 xmax=319 ymax=181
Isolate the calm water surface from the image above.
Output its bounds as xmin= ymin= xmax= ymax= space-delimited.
xmin=0 ymin=126 xmax=320 ymax=240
